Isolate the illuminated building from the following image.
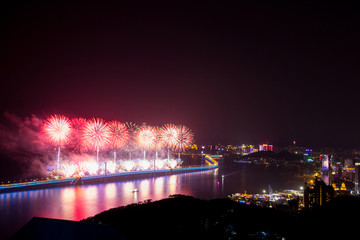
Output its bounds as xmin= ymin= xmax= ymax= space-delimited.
xmin=321 ymin=154 xmax=329 ymax=171
xmin=259 ymin=143 xmax=273 ymax=152
xmin=240 ymin=144 xmax=257 ymax=155
xmin=332 ymin=182 xmax=350 ymax=196
xmin=355 ymin=162 xmax=360 ymax=194
xmin=320 ymin=154 xmax=331 ymax=185
xmin=304 ymin=177 xmax=334 ymax=209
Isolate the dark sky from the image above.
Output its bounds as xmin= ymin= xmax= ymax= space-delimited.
xmin=1 ymin=1 xmax=360 ymax=148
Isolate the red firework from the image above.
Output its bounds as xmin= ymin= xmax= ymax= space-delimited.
xmin=152 ymin=126 xmax=164 ymax=149
xmin=136 ymin=125 xmax=156 ymax=149
xmin=173 ymin=125 xmax=194 ymax=152
xmin=160 ymin=124 xmax=178 ymax=150
xmin=43 ymin=114 xmax=71 ymax=146
xmin=108 ymin=120 xmax=129 ymax=149
xmin=82 ymin=118 xmax=111 ymax=151
xmin=67 ymin=118 xmax=87 ymax=153
xmin=125 ymin=122 xmax=139 ymax=132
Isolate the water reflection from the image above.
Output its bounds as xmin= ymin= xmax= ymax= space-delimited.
xmin=168 ymin=175 xmax=177 ymax=194
xmin=0 ymin=165 xmax=306 ymax=240
xmin=61 ymin=188 xmax=76 ymax=219
xmin=104 ymin=183 xmax=117 ymax=209
xmin=154 ymin=177 xmax=164 ymax=199
xmin=139 ymin=179 xmax=150 ymax=198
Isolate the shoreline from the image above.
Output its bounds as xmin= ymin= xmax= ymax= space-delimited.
xmin=0 ymin=164 xmax=218 ymax=193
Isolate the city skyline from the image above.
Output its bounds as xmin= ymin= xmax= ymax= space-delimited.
xmin=1 ymin=2 xmax=360 ymax=148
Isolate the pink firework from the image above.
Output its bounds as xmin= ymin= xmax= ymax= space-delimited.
xmin=173 ymin=125 xmax=194 ymax=152
xmin=43 ymin=115 xmax=71 ymax=146
xmin=136 ymin=125 xmax=156 ymax=149
xmin=160 ymin=124 xmax=178 ymax=150
xmin=83 ymin=118 xmax=111 ymax=151
xmin=68 ymin=118 xmax=87 ymax=153
xmin=152 ymin=126 xmax=164 ymax=149
xmin=108 ymin=121 xmax=129 ymax=149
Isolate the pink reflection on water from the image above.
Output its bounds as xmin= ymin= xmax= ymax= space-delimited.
xmin=60 ymin=188 xmax=76 ymax=219
xmin=139 ymin=179 xmax=150 ymax=201
xmin=104 ymin=183 xmax=117 ymax=210
xmin=1 ymin=169 xmax=219 ymax=240
xmin=168 ymin=175 xmax=177 ymax=194
xmin=154 ymin=177 xmax=164 ymax=199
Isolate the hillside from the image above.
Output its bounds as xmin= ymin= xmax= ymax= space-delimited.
xmin=82 ymin=195 xmax=360 ymax=240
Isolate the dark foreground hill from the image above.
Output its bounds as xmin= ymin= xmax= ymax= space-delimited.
xmin=81 ymin=195 xmax=360 ymax=240
xmin=12 ymin=195 xmax=360 ymax=240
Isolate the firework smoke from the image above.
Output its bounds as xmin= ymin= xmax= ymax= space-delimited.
xmin=0 ymin=112 xmax=194 ymax=180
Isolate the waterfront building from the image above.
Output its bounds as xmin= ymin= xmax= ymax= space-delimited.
xmin=240 ymin=144 xmax=257 ymax=155
xmin=259 ymin=143 xmax=273 ymax=152
xmin=355 ymin=162 xmax=360 ymax=194
xmin=304 ymin=177 xmax=334 ymax=209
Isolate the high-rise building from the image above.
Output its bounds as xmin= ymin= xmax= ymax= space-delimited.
xmin=304 ymin=177 xmax=335 ymax=209
xmin=321 ymin=154 xmax=329 ymax=171
xmin=320 ymin=154 xmax=331 ymax=185
xmin=355 ymin=162 xmax=360 ymax=194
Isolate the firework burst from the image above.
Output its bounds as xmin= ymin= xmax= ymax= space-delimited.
xmin=152 ymin=126 xmax=164 ymax=149
xmin=125 ymin=122 xmax=139 ymax=133
xmin=83 ymin=118 xmax=111 ymax=152
xmin=43 ymin=114 xmax=72 ymax=169
xmin=43 ymin=115 xmax=71 ymax=146
xmin=160 ymin=124 xmax=178 ymax=150
xmin=173 ymin=125 xmax=193 ymax=152
xmin=108 ymin=121 xmax=129 ymax=149
xmin=136 ymin=125 xmax=156 ymax=149
xmin=68 ymin=118 xmax=87 ymax=153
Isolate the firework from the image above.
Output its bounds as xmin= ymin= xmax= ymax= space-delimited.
xmin=44 ymin=115 xmax=71 ymax=146
xmin=123 ymin=122 xmax=139 ymax=160
xmin=136 ymin=125 xmax=157 ymax=161
xmin=43 ymin=115 xmax=71 ymax=169
xmin=123 ymin=160 xmax=135 ymax=171
xmin=83 ymin=118 xmax=110 ymax=162
xmin=106 ymin=161 xmax=117 ymax=174
xmin=155 ymin=159 xmax=165 ymax=169
xmin=160 ymin=124 xmax=178 ymax=160
xmin=160 ymin=124 xmax=178 ymax=149
xmin=138 ymin=159 xmax=151 ymax=170
xmin=152 ymin=126 xmax=163 ymax=160
xmin=152 ymin=126 xmax=163 ymax=147
xmin=174 ymin=125 xmax=193 ymax=152
xmin=136 ymin=125 xmax=156 ymax=150
xmin=41 ymin=114 xmax=195 ymax=175
xmin=168 ymin=159 xmax=178 ymax=169
xmin=108 ymin=121 xmax=129 ymax=161
xmin=83 ymin=161 xmax=99 ymax=175
xmin=68 ymin=118 xmax=87 ymax=153
xmin=108 ymin=121 xmax=129 ymax=149
xmin=62 ymin=163 xmax=77 ymax=178
xmin=125 ymin=122 xmax=139 ymax=132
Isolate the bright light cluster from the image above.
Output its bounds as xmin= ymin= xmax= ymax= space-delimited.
xmin=43 ymin=115 xmax=193 ymax=178
xmin=43 ymin=115 xmax=194 ymax=152
xmin=43 ymin=115 xmax=71 ymax=145
xmin=54 ymin=158 xmax=182 ymax=178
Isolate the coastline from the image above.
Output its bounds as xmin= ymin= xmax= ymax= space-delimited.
xmin=0 ymin=165 xmax=218 ymax=193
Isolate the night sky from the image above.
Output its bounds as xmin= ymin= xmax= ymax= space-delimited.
xmin=1 ymin=1 xmax=360 ymax=148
